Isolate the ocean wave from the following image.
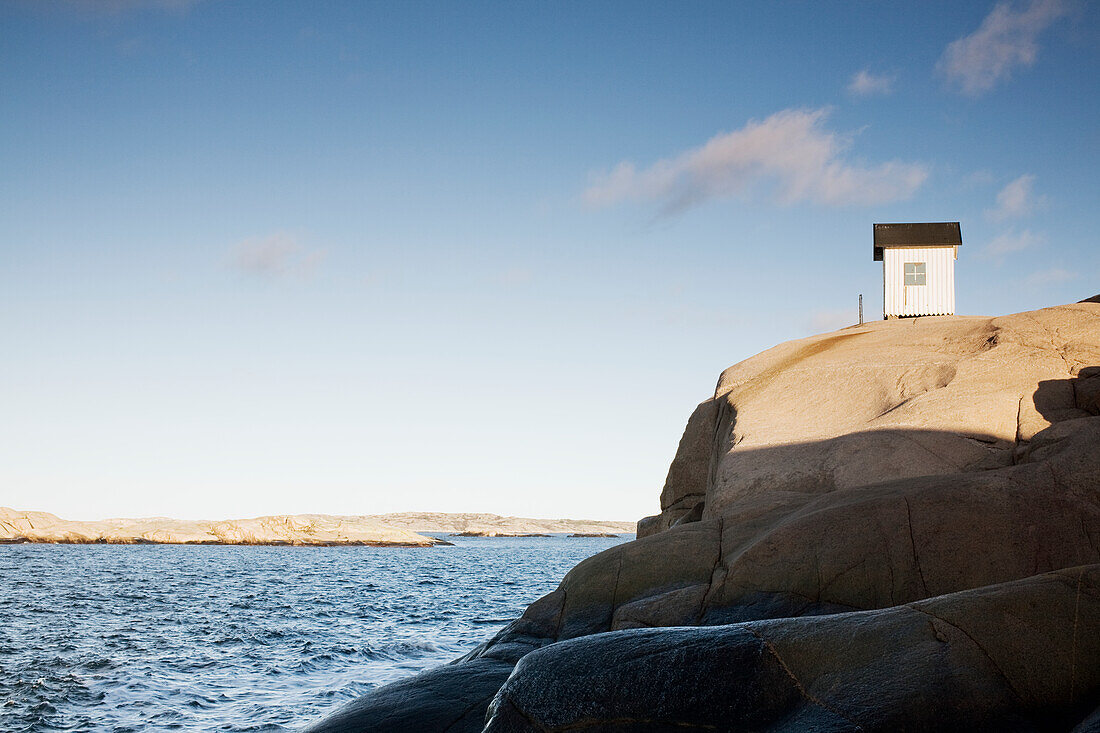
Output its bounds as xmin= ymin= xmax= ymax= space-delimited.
xmin=1 ymin=535 xmax=628 ymax=731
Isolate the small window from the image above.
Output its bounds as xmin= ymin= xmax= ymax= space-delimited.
xmin=904 ymin=262 xmax=926 ymax=286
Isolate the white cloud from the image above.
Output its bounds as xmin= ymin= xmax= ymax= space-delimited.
xmin=980 ymin=229 xmax=1043 ymax=260
xmin=938 ymin=0 xmax=1069 ymax=95
xmin=847 ymin=70 xmax=895 ymax=96
xmin=583 ymin=108 xmax=928 ymax=214
xmin=986 ymin=174 xmax=1043 ymax=220
xmin=1025 ymin=266 xmax=1076 ymax=286
xmin=230 ymin=232 xmax=326 ymax=277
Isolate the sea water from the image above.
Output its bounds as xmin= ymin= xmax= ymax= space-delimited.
xmin=0 ymin=534 xmax=630 ymax=732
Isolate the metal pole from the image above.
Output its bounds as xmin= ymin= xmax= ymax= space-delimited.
xmin=858 ymin=294 xmax=863 ymax=325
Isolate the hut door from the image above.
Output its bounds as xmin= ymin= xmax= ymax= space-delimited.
xmin=903 ymin=262 xmax=926 ymax=313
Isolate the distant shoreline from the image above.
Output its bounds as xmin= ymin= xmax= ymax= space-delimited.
xmin=0 ymin=537 xmax=441 ymax=547
xmin=0 ymin=508 xmax=636 ymax=547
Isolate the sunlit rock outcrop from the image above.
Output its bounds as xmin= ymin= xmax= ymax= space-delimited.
xmin=306 ymin=298 xmax=1100 ymax=732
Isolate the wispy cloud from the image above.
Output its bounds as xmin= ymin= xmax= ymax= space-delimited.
xmin=583 ymin=108 xmax=928 ymax=215
xmin=847 ymin=70 xmax=895 ymax=96
xmin=979 ymin=229 xmax=1043 ymax=261
xmin=962 ymin=169 xmax=997 ymax=189
xmin=986 ymin=174 xmax=1044 ymax=220
xmin=1025 ymin=266 xmax=1076 ymax=286
xmin=63 ymin=0 xmax=207 ymax=12
xmin=938 ymin=0 xmax=1070 ymax=95
xmin=230 ymin=233 xmax=326 ymax=278
xmin=36 ymin=0 xmax=211 ymax=15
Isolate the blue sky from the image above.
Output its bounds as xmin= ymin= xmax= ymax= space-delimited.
xmin=2 ymin=0 xmax=1098 ymax=521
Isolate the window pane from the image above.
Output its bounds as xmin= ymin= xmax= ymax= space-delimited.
xmin=903 ymin=261 xmax=926 ymax=285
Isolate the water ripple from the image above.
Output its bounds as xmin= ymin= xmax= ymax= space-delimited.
xmin=0 ymin=535 xmax=628 ymax=731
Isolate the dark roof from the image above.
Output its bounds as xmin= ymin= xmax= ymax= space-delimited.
xmin=873 ymin=222 xmax=961 ymax=261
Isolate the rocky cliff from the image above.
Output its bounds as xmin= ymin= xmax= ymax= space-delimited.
xmin=306 ymin=299 xmax=1100 ymax=732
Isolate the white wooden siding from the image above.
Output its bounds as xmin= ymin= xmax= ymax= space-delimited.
xmin=882 ymin=246 xmax=956 ymax=317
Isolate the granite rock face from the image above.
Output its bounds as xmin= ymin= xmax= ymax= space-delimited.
xmin=305 ymin=300 xmax=1100 ymax=732
xmin=485 ymin=566 xmax=1100 ymax=732
xmin=645 ymin=302 xmax=1100 ymax=535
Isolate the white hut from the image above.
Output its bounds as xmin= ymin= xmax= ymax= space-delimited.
xmin=873 ymin=222 xmax=961 ymax=319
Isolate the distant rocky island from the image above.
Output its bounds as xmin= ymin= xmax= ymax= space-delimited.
xmin=306 ymin=297 xmax=1100 ymax=732
xmin=450 ymin=531 xmax=551 ymax=538
xmin=0 ymin=509 xmax=634 ymax=547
